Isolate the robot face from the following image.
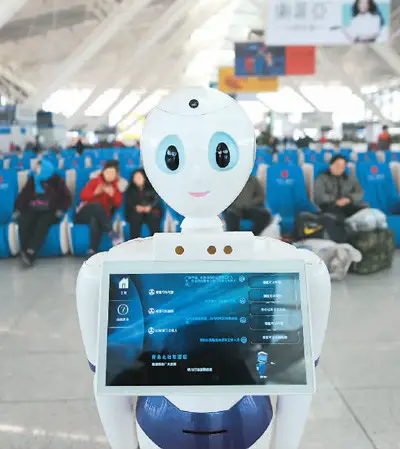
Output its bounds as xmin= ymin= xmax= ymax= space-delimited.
xmin=257 ymin=351 xmax=268 ymax=363
xmin=141 ymin=87 xmax=255 ymax=218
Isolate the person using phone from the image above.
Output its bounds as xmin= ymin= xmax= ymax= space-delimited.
xmin=125 ymin=169 xmax=162 ymax=239
xmin=74 ymin=160 xmax=123 ymax=255
xmin=14 ymin=159 xmax=72 ymax=266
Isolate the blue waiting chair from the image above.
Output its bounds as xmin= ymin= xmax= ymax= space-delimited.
xmin=384 ymin=151 xmax=400 ymax=163
xmin=0 ymin=170 xmax=19 ymax=257
xmin=357 ymin=152 xmax=378 ymax=163
xmin=339 ymin=148 xmax=353 ymax=160
xmin=63 ymin=157 xmax=85 ymax=170
xmin=277 ymin=151 xmax=299 ymax=165
xmin=356 ymin=162 xmax=400 ymax=246
xmin=266 ymin=164 xmax=317 ymax=234
xmin=303 ymin=152 xmax=325 ymax=164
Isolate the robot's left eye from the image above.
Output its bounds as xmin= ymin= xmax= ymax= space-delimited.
xmin=208 ymin=132 xmax=239 ymax=171
xmin=156 ymin=135 xmax=185 ymax=174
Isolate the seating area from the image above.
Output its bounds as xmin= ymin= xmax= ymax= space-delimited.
xmin=1 ymin=145 xmax=400 ymax=258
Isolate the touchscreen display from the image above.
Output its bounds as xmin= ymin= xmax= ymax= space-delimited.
xmin=106 ymin=272 xmax=307 ymax=387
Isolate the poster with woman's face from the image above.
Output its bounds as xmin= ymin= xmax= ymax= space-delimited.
xmin=265 ymin=0 xmax=391 ymax=45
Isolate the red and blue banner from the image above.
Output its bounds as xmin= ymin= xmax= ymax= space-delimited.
xmin=235 ymin=43 xmax=316 ymax=77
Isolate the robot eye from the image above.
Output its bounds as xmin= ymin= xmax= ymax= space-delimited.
xmin=165 ymin=145 xmax=179 ymax=171
xmin=156 ymin=135 xmax=185 ymax=174
xmin=216 ymin=143 xmax=230 ymax=168
xmin=208 ymin=132 xmax=239 ymax=171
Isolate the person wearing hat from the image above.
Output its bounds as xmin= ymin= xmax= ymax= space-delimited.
xmin=314 ymin=155 xmax=366 ymax=221
xmin=14 ymin=159 xmax=72 ymax=266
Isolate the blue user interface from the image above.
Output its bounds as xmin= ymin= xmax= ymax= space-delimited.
xmin=106 ymin=272 xmax=307 ymax=386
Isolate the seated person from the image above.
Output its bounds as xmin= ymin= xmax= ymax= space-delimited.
xmin=74 ymin=161 xmax=123 ymax=255
xmin=314 ymin=155 xmax=366 ymax=221
xmin=225 ymin=175 xmax=272 ymax=235
xmin=14 ymin=159 xmax=71 ymax=266
xmin=125 ymin=169 xmax=162 ymax=239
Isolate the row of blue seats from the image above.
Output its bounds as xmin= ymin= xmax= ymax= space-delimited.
xmin=2 ymin=147 xmax=398 ymax=172
xmin=1 ymin=160 xmax=400 ymax=258
xmin=0 ymin=148 xmax=141 ymax=171
xmin=179 ymin=162 xmax=400 ymax=246
xmin=0 ymin=167 xmax=174 ymax=258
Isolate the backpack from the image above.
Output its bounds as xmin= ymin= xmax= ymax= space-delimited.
xmin=348 ymin=229 xmax=395 ymax=274
xmin=294 ymin=212 xmax=348 ymax=243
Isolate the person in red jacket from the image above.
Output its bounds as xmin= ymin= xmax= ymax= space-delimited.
xmin=74 ymin=160 xmax=123 ymax=255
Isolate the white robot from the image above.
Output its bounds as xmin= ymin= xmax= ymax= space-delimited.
xmin=76 ymin=87 xmax=331 ymax=449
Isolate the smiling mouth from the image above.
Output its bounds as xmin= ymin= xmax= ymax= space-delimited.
xmin=183 ymin=429 xmax=227 ymax=435
xmin=189 ymin=191 xmax=210 ymax=198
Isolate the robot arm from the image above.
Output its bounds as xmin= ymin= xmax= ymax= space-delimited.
xmin=271 ymin=250 xmax=331 ymax=449
xmin=76 ymin=254 xmax=139 ymax=449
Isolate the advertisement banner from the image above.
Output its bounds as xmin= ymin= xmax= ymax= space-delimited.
xmin=265 ymin=0 xmax=391 ymax=45
xmin=235 ymin=43 xmax=315 ymax=77
xmin=218 ymin=67 xmax=279 ymax=93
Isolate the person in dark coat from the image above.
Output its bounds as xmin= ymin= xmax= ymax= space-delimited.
xmin=14 ymin=159 xmax=72 ymax=266
xmin=125 ymin=169 xmax=162 ymax=239
xmin=225 ymin=175 xmax=272 ymax=235
xmin=75 ymin=138 xmax=85 ymax=156
xmin=314 ymin=155 xmax=366 ymax=221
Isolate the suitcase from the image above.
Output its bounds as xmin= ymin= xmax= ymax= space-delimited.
xmin=349 ymin=229 xmax=395 ymax=274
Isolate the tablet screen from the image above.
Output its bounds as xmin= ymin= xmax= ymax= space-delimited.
xmin=105 ymin=272 xmax=308 ymax=388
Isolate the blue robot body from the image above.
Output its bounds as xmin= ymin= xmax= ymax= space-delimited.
xmin=137 ymin=395 xmax=273 ymax=449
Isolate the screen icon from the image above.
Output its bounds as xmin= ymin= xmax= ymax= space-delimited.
xmin=256 ymin=351 xmax=268 ymax=377
xmin=117 ymin=304 xmax=129 ymax=316
xmin=119 ymin=278 xmax=129 ymax=289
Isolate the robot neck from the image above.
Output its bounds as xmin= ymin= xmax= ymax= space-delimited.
xmin=181 ymin=216 xmax=224 ymax=234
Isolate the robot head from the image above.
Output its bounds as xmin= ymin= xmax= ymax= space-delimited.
xmin=257 ymin=351 xmax=268 ymax=363
xmin=141 ymin=87 xmax=255 ymax=219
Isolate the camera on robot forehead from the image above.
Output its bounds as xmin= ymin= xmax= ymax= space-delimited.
xmin=141 ymin=86 xmax=256 ymax=222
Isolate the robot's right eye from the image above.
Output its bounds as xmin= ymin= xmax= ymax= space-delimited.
xmin=208 ymin=132 xmax=239 ymax=171
xmin=165 ymin=145 xmax=179 ymax=171
xmin=156 ymin=135 xmax=185 ymax=174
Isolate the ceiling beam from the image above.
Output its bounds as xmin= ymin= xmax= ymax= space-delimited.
xmin=0 ymin=0 xmax=29 ymax=31
xmin=66 ymin=0 xmax=193 ymax=128
xmin=282 ymin=79 xmax=320 ymax=111
xmin=89 ymin=0 xmax=231 ymax=130
xmin=117 ymin=54 xmax=195 ymax=130
xmin=369 ymin=44 xmax=400 ymax=78
xmin=318 ymin=49 xmax=391 ymax=124
xmin=24 ymin=0 xmax=152 ymax=108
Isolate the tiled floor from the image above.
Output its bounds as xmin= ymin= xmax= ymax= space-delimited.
xmin=0 ymin=254 xmax=399 ymax=449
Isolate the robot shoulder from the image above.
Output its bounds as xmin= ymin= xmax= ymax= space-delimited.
xmin=254 ymin=236 xmax=307 ymax=259
xmin=106 ymin=237 xmax=155 ymax=261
